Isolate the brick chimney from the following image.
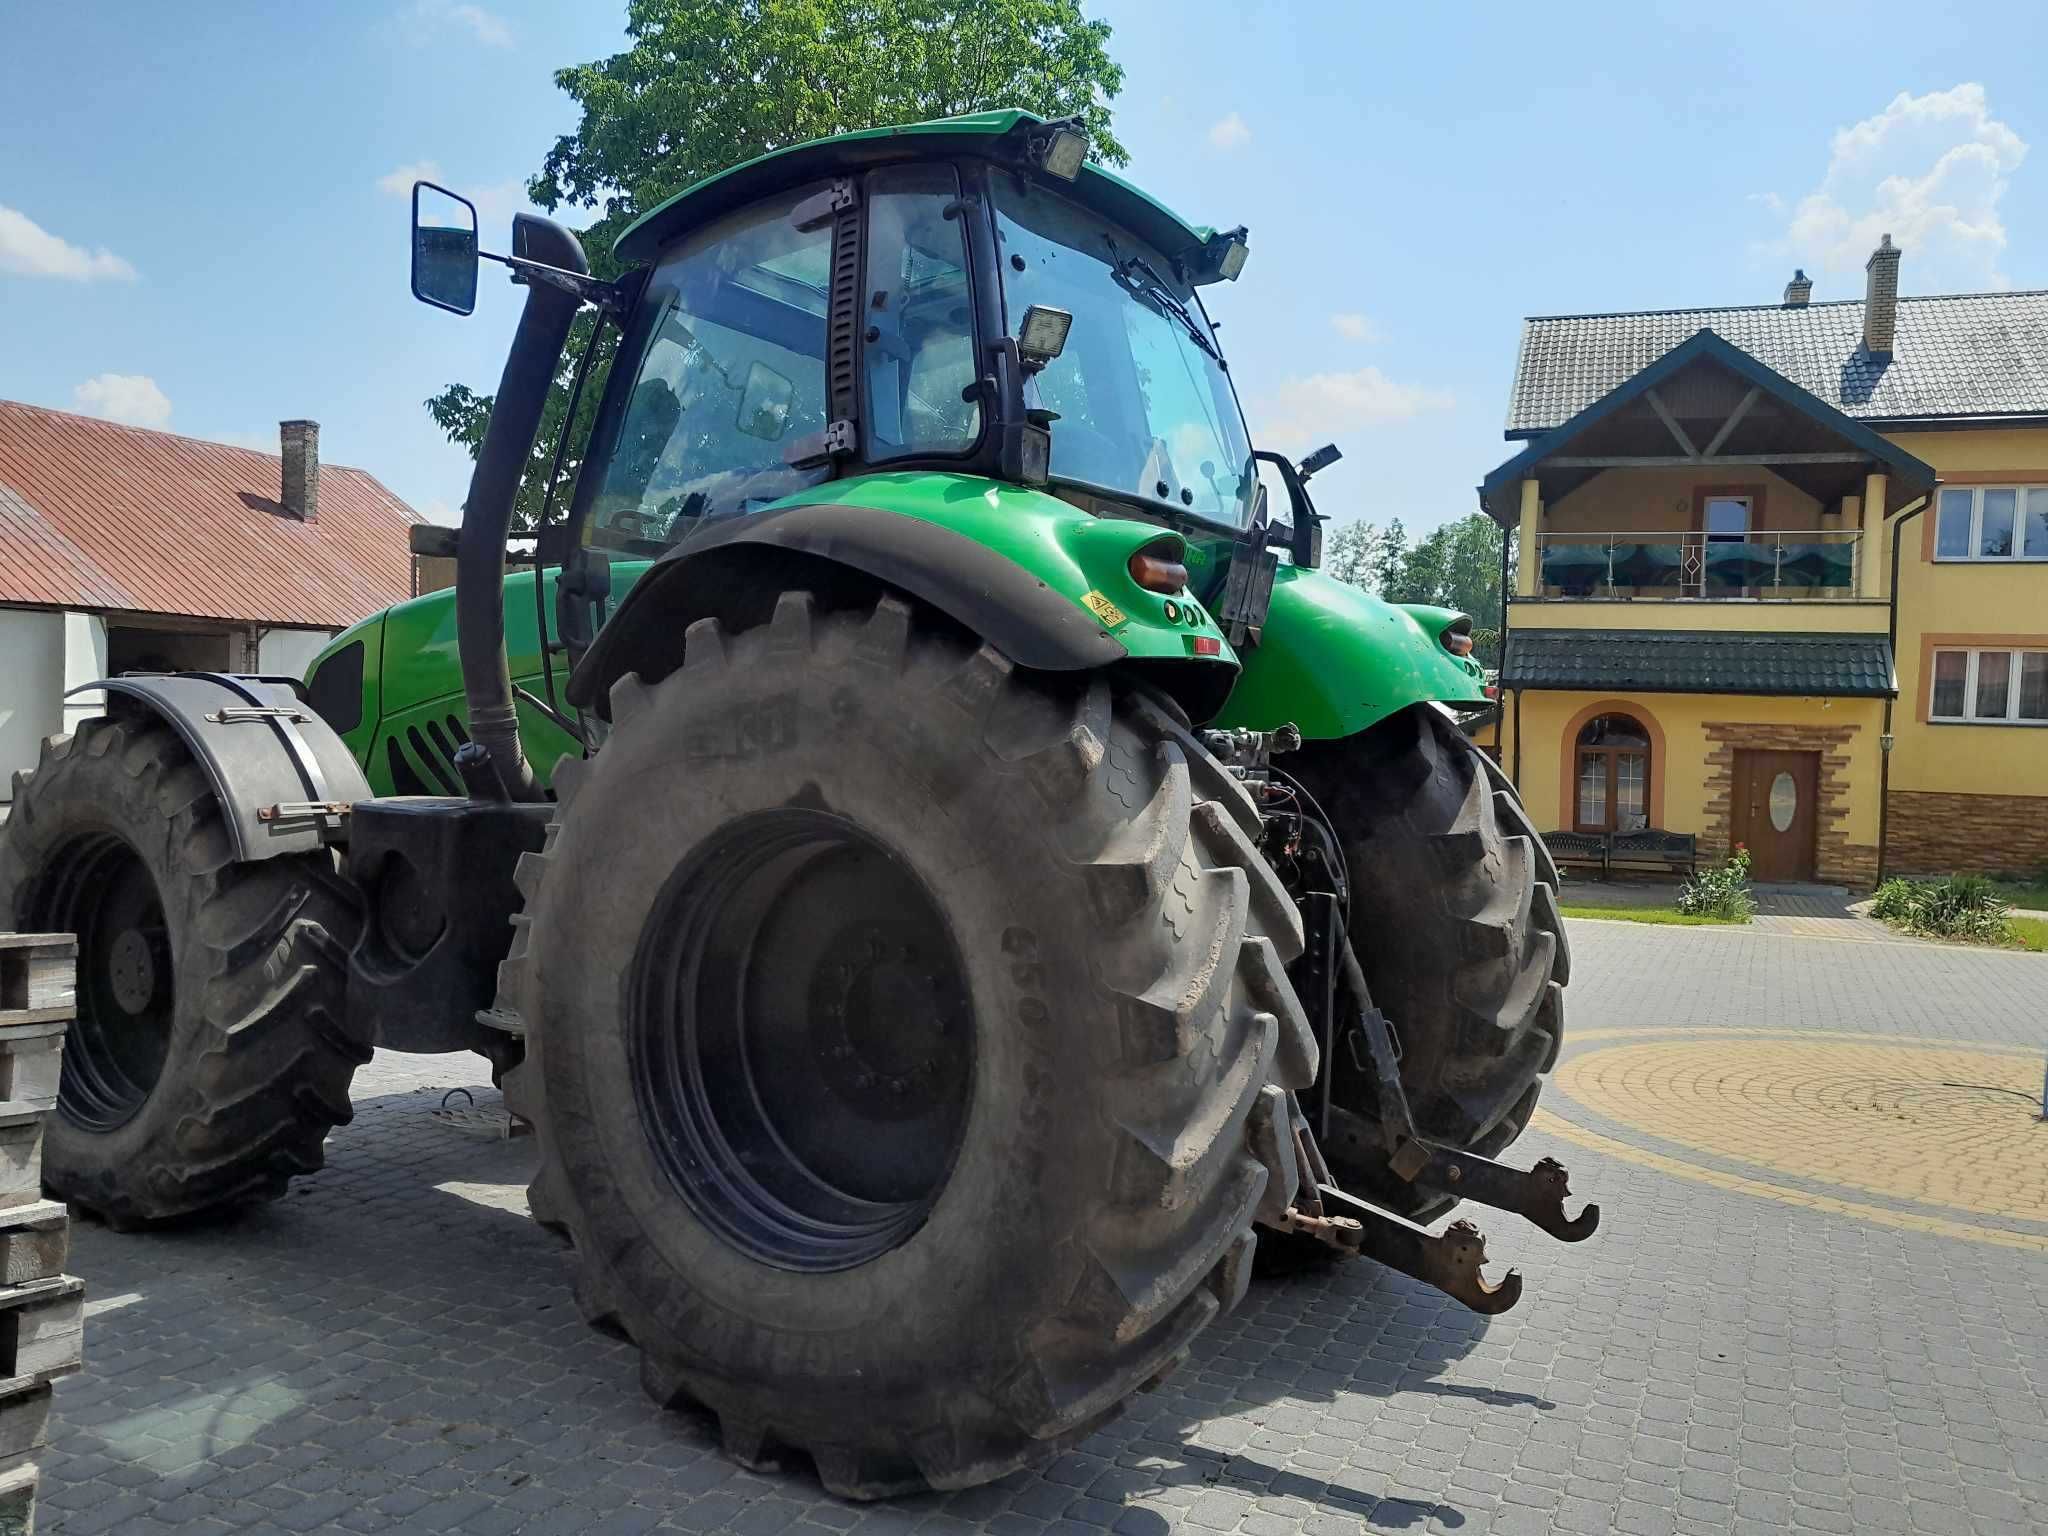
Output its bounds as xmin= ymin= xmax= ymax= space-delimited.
xmin=280 ymin=419 xmax=319 ymax=522
xmin=1863 ymin=235 xmax=1900 ymax=356
xmin=1782 ymin=268 xmax=1812 ymax=307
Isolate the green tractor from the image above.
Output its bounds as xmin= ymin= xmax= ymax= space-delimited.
xmin=0 ymin=111 xmax=1590 ymax=1495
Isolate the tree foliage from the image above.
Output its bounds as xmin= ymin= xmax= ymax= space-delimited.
xmin=1320 ymin=513 xmax=1514 ymax=667
xmin=425 ymin=0 xmax=1127 ymax=529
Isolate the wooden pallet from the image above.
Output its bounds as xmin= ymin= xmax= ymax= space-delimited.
xmin=0 ymin=936 xmax=74 ymax=1027
xmin=0 ymin=935 xmax=80 ymax=1536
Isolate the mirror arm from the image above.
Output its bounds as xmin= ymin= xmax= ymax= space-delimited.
xmin=482 ymin=250 xmax=634 ymax=314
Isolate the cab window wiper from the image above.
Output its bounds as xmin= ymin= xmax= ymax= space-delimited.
xmin=1105 ymin=240 xmax=1221 ymax=362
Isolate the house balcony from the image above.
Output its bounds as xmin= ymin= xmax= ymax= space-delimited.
xmin=1534 ymin=528 xmax=1864 ymax=598
xmin=1515 ymin=528 xmax=1889 ymax=634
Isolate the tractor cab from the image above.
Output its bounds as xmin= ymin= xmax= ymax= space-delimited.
xmin=406 ymin=110 xmax=1349 ymax=750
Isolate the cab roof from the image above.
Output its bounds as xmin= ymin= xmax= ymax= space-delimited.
xmin=614 ymin=108 xmax=1220 ymax=268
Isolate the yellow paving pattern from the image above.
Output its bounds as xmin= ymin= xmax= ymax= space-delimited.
xmin=1540 ymin=1031 xmax=2048 ymax=1248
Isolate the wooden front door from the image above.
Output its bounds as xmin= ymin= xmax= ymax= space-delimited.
xmin=1732 ymin=749 xmax=1819 ymax=882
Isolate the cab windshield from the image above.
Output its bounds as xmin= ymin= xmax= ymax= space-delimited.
xmin=994 ymin=180 xmax=1257 ymax=528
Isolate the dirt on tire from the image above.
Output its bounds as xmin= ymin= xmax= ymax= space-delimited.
xmin=497 ymin=591 xmax=1317 ymax=1498
xmin=0 ymin=716 xmax=367 ymax=1225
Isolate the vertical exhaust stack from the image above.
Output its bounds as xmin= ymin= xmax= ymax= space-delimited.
xmin=280 ymin=420 xmax=320 ymax=522
xmin=1783 ymin=269 xmax=1812 ymax=307
xmin=1863 ymin=235 xmax=1901 ymax=357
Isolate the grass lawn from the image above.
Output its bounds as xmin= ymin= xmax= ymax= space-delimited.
xmin=1989 ymin=879 xmax=2048 ymax=911
xmin=1558 ymin=904 xmax=1743 ymax=926
xmin=2009 ymin=916 xmax=2048 ymax=952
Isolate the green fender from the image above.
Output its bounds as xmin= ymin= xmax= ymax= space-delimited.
xmin=1209 ymin=565 xmax=1490 ymax=739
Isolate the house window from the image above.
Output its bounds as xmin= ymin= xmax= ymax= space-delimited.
xmin=1929 ymin=647 xmax=2048 ymax=724
xmin=1575 ymin=713 xmax=1651 ymax=832
xmin=1934 ymin=486 xmax=2048 ymax=561
xmin=1702 ymin=496 xmax=1752 ymax=542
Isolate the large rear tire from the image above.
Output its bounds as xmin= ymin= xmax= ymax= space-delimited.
xmin=1287 ymin=704 xmax=1568 ymax=1221
xmin=0 ymin=717 xmax=366 ymax=1224
xmin=499 ymin=593 xmax=1313 ymax=1497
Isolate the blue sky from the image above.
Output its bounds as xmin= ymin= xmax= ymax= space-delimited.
xmin=4 ymin=1 xmax=2044 ymax=534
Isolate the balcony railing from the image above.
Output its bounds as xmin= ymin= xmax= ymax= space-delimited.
xmin=1531 ymin=529 xmax=1864 ymax=599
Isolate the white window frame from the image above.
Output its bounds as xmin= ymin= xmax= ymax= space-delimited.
xmin=1929 ymin=646 xmax=2048 ymax=724
xmin=1932 ymin=485 xmax=2048 ymax=562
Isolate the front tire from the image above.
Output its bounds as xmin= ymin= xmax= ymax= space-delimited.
xmin=1288 ymin=704 xmax=1568 ymax=1221
xmin=500 ymin=593 xmax=1312 ymax=1496
xmin=0 ymin=717 xmax=366 ymax=1224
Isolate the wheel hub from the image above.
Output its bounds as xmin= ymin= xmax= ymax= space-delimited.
xmin=27 ymin=831 xmax=175 ymax=1131
xmin=631 ymin=808 xmax=975 ymax=1272
xmin=813 ymin=925 xmax=959 ymax=1119
xmin=107 ymin=927 xmax=162 ymax=1016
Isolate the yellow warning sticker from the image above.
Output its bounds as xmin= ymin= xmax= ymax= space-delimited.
xmin=1080 ymin=590 xmax=1127 ymax=628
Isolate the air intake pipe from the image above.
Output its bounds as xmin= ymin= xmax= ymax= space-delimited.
xmin=455 ymin=213 xmax=587 ymax=801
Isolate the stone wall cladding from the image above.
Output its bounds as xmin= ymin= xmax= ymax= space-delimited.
xmin=1700 ymin=720 xmax=1879 ymax=888
xmin=1886 ymin=791 xmax=2048 ymax=878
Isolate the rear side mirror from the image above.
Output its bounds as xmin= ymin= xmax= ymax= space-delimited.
xmin=411 ymin=182 xmax=479 ymax=315
xmin=736 ymin=361 xmax=796 ymax=440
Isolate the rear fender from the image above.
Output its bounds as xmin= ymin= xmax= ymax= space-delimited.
xmin=567 ymin=472 xmax=1240 ymax=714
xmin=1210 ymin=566 xmax=1490 ymax=739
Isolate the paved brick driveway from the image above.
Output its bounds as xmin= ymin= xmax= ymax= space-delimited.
xmin=40 ymin=921 xmax=2048 ymax=1535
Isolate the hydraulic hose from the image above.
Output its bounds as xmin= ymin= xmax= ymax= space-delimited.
xmin=456 ymin=214 xmax=588 ymax=801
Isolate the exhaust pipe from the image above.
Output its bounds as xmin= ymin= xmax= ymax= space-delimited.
xmin=454 ymin=213 xmax=588 ymax=801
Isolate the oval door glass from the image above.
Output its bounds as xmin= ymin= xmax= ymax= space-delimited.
xmin=1768 ymin=771 xmax=1797 ymax=832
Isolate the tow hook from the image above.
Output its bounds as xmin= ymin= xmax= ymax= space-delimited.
xmin=1277 ymin=1187 xmax=1523 ymax=1315
xmin=1341 ymin=940 xmax=1599 ymax=1244
xmin=1251 ymin=924 xmax=1600 ymax=1316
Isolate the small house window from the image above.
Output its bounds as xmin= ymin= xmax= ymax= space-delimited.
xmin=1934 ymin=486 xmax=2048 ymax=562
xmin=1929 ymin=647 xmax=2048 ymax=724
xmin=1575 ymin=713 xmax=1651 ymax=832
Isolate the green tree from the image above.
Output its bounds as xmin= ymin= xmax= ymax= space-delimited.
xmin=1321 ymin=518 xmax=1388 ymax=591
xmin=426 ymin=0 xmax=1127 ymax=530
xmin=1374 ymin=517 xmax=1408 ymax=602
xmin=1382 ymin=514 xmax=1510 ymax=666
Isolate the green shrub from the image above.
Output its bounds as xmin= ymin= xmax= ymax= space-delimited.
xmin=1677 ymin=847 xmax=1756 ymax=921
xmin=1868 ymin=874 xmax=2015 ymax=943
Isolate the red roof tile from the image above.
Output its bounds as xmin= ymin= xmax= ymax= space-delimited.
xmin=0 ymin=400 xmax=419 ymax=628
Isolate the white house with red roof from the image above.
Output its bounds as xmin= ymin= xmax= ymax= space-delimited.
xmin=0 ymin=402 xmax=421 ymax=804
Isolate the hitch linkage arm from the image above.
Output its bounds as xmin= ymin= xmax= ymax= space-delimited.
xmin=1337 ymin=934 xmax=1599 ymax=1244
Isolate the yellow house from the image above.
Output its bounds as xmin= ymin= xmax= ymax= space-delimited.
xmin=1482 ymin=241 xmax=2048 ymax=886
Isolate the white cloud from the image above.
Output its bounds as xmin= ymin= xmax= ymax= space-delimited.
xmin=1776 ymin=83 xmax=2026 ymax=288
xmin=378 ymin=160 xmax=444 ymax=198
xmin=0 ymin=205 xmax=136 ymax=282
xmin=73 ymin=374 xmax=171 ymax=430
xmin=1255 ymin=367 xmax=1454 ymax=451
xmin=399 ymin=0 xmax=510 ymax=47
xmin=1208 ymin=112 xmax=1250 ymax=151
xmin=1748 ymin=191 xmax=1784 ymax=213
xmin=378 ymin=162 xmax=532 ymax=227
xmin=421 ymin=498 xmax=462 ymax=526
xmin=1330 ymin=312 xmax=1378 ymax=343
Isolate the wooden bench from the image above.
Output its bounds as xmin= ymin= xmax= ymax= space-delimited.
xmin=1544 ymin=831 xmax=1612 ymax=879
xmin=1607 ymin=829 xmax=1698 ymax=880
xmin=1543 ymin=830 xmax=1699 ymax=881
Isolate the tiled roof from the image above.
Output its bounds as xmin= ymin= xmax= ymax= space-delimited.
xmin=1507 ymin=291 xmax=2048 ymax=435
xmin=1501 ymin=629 xmax=1894 ymax=697
xmin=0 ymin=401 xmax=418 ymax=628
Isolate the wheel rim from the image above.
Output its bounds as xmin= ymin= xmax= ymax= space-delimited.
xmin=30 ymin=833 xmax=174 ymax=1131
xmin=630 ymin=809 xmax=975 ymax=1273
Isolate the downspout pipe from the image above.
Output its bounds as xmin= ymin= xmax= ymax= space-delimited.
xmin=1876 ymin=491 xmax=1931 ymax=884
xmin=457 ymin=213 xmax=588 ymax=802
xmin=1494 ymin=521 xmax=1511 ymax=759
